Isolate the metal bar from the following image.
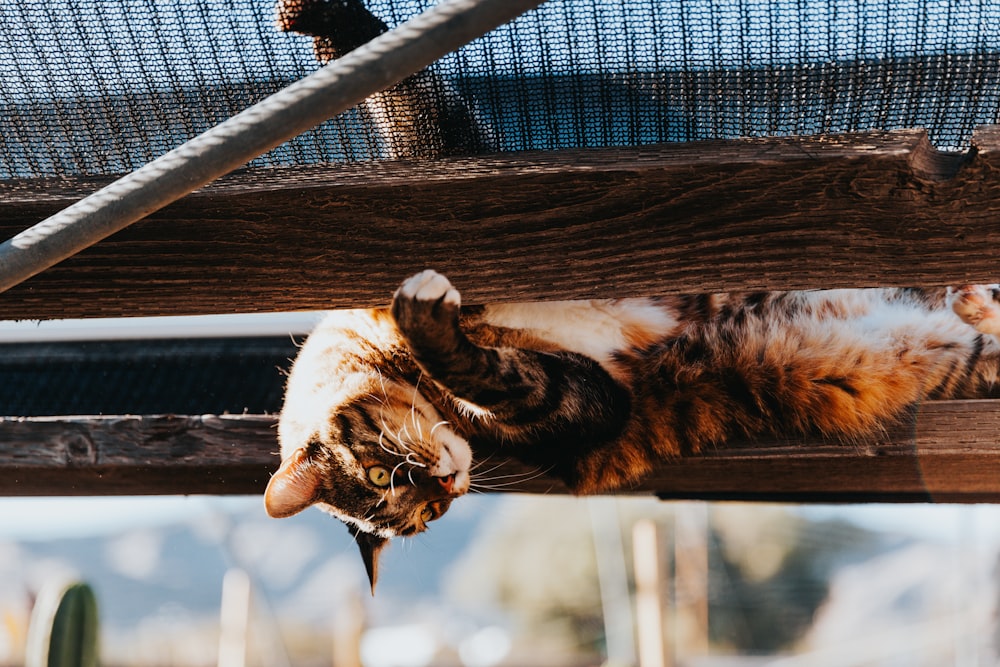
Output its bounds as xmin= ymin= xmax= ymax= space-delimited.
xmin=0 ymin=0 xmax=546 ymax=294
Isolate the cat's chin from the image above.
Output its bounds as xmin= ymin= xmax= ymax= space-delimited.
xmin=317 ymin=503 xmax=395 ymax=539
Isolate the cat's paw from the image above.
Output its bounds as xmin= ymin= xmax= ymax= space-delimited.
xmin=949 ymin=284 xmax=1000 ymax=335
xmin=392 ymin=270 xmax=462 ymax=341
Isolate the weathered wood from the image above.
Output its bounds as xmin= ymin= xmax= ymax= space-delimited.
xmin=3 ymin=401 xmax=1000 ymax=500
xmin=2 ymin=127 xmax=1000 ymax=320
xmin=0 ymin=415 xmax=277 ymax=496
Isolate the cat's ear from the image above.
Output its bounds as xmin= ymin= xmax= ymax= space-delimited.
xmin=350 ymin=526 xmax=389 ymax=594
xmin=264 ymin=448 xmax=322 ymax=518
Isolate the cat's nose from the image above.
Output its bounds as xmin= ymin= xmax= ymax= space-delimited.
xmin=437 ymin=474 xmax=456 ymax=494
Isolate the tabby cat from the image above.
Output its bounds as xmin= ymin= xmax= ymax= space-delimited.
xmin=265 ymin=270 xmax=1000 ymax=590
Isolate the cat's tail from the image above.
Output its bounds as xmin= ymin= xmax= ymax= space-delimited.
xmin=276 ymin=0 xmax=495 ymax=159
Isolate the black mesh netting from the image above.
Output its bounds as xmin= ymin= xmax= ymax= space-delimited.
xmin=0 ymin=338 xmax=298 ymax=415
xmin=2 ymin=0 xmax=1000 ymax=180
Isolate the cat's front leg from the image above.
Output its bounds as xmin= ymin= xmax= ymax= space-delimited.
xmin=391 ymin=271 xmax=631 ymax=481
xmin=391 ymin=269 xmax=466 ymax=358
xmin=391 ymin=269 xmax=555 ymax=412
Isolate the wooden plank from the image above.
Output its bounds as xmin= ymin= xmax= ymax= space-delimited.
xmin=2 ymin=126 xmax=1000 ymax=320
xmin=3 ymin=400 xmax=1000 ymax=500
xmin=0 ymin=415 xmax=277 ymax=496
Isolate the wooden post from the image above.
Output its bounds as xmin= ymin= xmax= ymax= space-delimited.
xmin=332 ymin=590 xmax=364 ymax=667
xmin=633 ymin=519 xmax=669 ymax=667
xmin=589 ymin=497 xmax=638 ymax=667
xmin=218 ymin=568 xmax=252 ymax=667
xmin=673 ymin=503 xmax=709 ymax=658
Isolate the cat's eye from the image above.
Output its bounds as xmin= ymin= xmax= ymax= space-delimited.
xmin=420 ymin=506 xmax=435 ymax=523
xmin=367 ymin=466 xmax=391 ymax=487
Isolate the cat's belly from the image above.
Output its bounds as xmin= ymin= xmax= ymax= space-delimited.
xmin=481 ymin=299 xmax=678 ymax=374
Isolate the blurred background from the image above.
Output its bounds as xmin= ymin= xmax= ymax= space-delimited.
xmin=0 ymin=494 xmax=995 ymax=667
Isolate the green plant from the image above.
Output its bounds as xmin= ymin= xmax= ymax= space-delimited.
xmin=25 ymin=581 xmax=100 ymax=667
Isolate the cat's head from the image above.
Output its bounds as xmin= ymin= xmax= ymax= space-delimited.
xmin=264 ymin=373 xmax=471 ymax=592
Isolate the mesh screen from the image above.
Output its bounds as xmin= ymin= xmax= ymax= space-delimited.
xmin=2 ymin=0 xmax=999 ymax=180
xmin=0 ymin=339 xmax=295 ymax=415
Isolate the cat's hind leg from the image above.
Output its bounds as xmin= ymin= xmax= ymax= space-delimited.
xmin=949 ymin=285 xmax=1000 ymax=336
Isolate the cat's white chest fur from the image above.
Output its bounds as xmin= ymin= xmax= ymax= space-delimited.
xmin=482 ymin=299 xmax=679 ymax=373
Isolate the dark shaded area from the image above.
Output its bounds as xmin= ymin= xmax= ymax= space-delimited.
xmin=0 ymin=338 xmax=298 ymax=416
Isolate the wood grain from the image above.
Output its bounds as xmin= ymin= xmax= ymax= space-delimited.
xmin=2 ymin=127 xmax=1000 ymax=320
xmin=0 ymin=415 xmax=278 ymax=496
xmin=3 ymin=401 xmax=1000 ymax=500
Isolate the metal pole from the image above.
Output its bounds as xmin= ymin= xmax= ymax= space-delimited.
xmin=0 ymin=0 xmax=547 ymax=294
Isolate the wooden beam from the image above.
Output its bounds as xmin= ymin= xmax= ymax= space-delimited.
xmin=0 ymin=415 xmax=277 ymax=496
xmin=2 ymin=127 xmax=1000 ymax=320
xmin=3 ymin=400 xmax=1000 ymax=501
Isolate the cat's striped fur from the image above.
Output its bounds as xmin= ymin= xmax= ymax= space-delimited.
xmin=265 ymin=271 xmax=1000 ymax=590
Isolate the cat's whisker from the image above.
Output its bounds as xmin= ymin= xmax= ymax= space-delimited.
xmin=397 ymin=423 xmax=415 ymax=450
xmin=412 ymin=407 xmax=424 ymax=441
xmin=378 ymin=431 xmax=408 ymax=459
xmin=471 ymin=479 xmax=545 ymax=491
xmin=410 ymin=373 xmax=425 ymax=441
xmin=379 ymin=442 xmax=406 ymax=458
xmin=404 ymin=453 xmax=427 ymax=468
xmin=377 ymin=416 xmax=417 ymax=456
xmin=390 ymin=460 xmax=409 ymax=496
xmin=364 ymin=385 xmax=387 ymax=407
xmin=391 ymin=436 xmax=417 ymax=457
xmin=471 ymin=465 xmax=553 ymax=490
xmin=378 ymin=414 xmax=396 ymax=441
xmin=375 ymin=367 xmax=390 ymax=402
xmin=429 ymin=420 xmax=450 ymax=438
xmin=468 ymin=459 xmax=510 ymax=479
xmin=473 ymin=465 xmax=549 ymax=482
xmin=468 ymin=452 xmax=497 ymax=471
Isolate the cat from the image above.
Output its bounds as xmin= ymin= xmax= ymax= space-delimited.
xmin=265 ymin=270 xmax=1000 ymax=591
xmin=275 ymin=0 xmax=493 ymax=159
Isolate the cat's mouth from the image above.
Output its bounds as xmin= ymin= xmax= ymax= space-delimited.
xmin=426 ymin=425 xmax=472 ymax=497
